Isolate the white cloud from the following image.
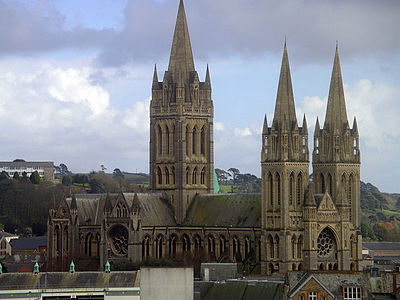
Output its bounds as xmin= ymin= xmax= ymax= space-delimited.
xmin=0 ymin=58 xmax=150 ymax=173
xmin=214 ymin=121 xmax=225 ymax=131
xmin=234 ymin=127 xmax=252 ymax=137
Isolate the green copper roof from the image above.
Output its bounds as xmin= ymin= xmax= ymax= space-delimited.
xmin=213 ymin=169 xmax=220 ymax=193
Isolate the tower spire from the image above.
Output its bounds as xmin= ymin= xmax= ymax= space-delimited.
xmin=263 ymin=114 xmax=268 ymax=134
xmin=324 ymin=45 xmax=349 ymax=131
xmin=152 ymin=64 xmax=158 ymax=89
xmin=168 ymin=0 xmax=195 ymax=80
xmin=272 ymin=41 xmax=297 ymax=130
xmin=205 ymin=64 xmax=211 ymax=87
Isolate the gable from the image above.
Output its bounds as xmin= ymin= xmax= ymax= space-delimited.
xmin=317 ymin=193 xmax=337 ymax=212
xmin=289 ymin=275 xmax=336 ymax=299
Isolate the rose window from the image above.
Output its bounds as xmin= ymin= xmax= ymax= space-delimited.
xmin=108 ymin=225 xmax=128 ymax=256
xmin=317 ymin=228 xmax=336 ymax=258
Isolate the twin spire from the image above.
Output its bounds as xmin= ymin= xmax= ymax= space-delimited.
xmin=270 ymin=41 xmax=352 ymax=135
xmin=324 ymin=45 xmax=349 ymax=131
xmin=272 ymin=42 xmax=298 ymax=130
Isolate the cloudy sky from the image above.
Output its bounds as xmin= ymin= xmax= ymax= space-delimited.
xmin=0 ymin=0 xmax=399 ymax=192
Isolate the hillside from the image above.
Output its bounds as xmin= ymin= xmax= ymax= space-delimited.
xmin=360 ymin=181 xmax=400 ymax=241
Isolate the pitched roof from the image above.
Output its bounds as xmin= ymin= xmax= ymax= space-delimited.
xmin=363 ymin=242 xmax=400 ymax=251
xmin=124 ymin=193 xmax=176 ymax=226
xmin=324 ymin=45 xmax=349 ymax=131
xmin=289 ymin=273 xmax=336 ymax=298
xmin=0 ymin=271 xmax=139 ymax=290
xmin=272 ymin=42 xmax=297 ymax=130
xmin=168 ymin=0 xmax=195 ymax=81
xmin=11 ymin=236 xmax=47 ymax=250
xmin=66 ymin=193 xmax=176 ymax=227
xmin=184 ymin=194 xmax=261 ymax=227
xmin=200 ymin=281 xmax=284 ymax=300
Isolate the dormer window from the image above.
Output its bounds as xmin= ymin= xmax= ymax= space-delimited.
xmin=343 ymin=286 xmax=361 ymax=300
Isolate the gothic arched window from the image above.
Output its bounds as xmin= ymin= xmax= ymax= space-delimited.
xmin=172 ymin=167 xmax=175 ymax=185
xmin=296 ymin=173 xmax=302 ymax=205
xmin=268 ymin=173 xmax=273 ymax=206
xmin=201 ymin=126 xmax=206 ymax=155
xmin=219 ymin=236 xmax=226 ymax=257
xmin=297 ymin=235 xmax=303 ymax=258
xmin=268 ymin=235 xmax=274 ymax=259
xmin=142 ymin=236 xmax=151 ymax=258
xmin=157 ymin=167 xmax=162 ymax=185
xmin=276 ymin=173 xmax=281 ymax=205
xmin=348 ymin=175 xmax=353 ymax=222
xmin=200 ymin=167 xmax=206 ymax=185
xmin=186 ymin=167 xmax=190 ymax=185
xmin=186 ymin=126 xmax=190 ymax=155
xmin=172 ymin=125 xmax=175 ymax=155
xmin=320 ymin=173 xmax=325 ymax=193
xmin=156 ymin=235 xmax=164 ymax=258
xmin=208 ymin=235 xmax=216 ymax=254
xmin=165 ymin=167 xmax=170 ymax=185
xmin=328 ymin=173 xmax=333 ymax=196
xmin=182 ymin=235 xmax=191 ymax=252
xmin=192 ymin=126 xmax=197 ymax=155
xmin=192 ymin=167 xmax=197 ymax=185
xmin=244 ymin=237 xmax=251 ymax=258
xmin=289 ymin=173 xmax=294 ymax=206
xmin=166 ymin=126 xmax=170 ymax=155
xmin=158 ymin=125 xmax=162 ymax=155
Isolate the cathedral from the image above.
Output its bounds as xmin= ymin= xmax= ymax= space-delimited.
xmin=47 ymin=0 xmax=362 ymax=274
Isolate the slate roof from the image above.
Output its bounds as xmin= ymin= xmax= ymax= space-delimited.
xmin=184 ymin=194 xmax=261 ymax=227
xmin=66 ymin=193 xmax=176 ymax=227
xmin=198 ymin=280 xmax=284 ymax=300
xmin=363 ymin=242 xmax=400 ymax=251
xmin=11 ymin=236 xmax=47 ymax=250
xmin=0 ymin=271 xmax=139 ymax=290
xmin=65 ymin=192 xmax=261 ymax=228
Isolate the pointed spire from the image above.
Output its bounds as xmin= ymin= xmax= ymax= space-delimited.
xmin=205 ymin=64 xmax=211 ymax=87
xmin=272 ymin=41 xmax=297 ymax=130
xmin=263 ymin=114 xmax=268 ymax=134
xmin=131 ymin=193 xmax=140 ymax=212
xmin=314 ymin=117 xmax=320 ymax=135
xmin=352 ymin=116 xmax=358 ymax=135
xmin=168 ymin=0 xmax=195 ymax=79
xmin=302 ymin=114 xmax=308 ymax=133
xmin=304 ymin=183 xmax=316 ymax=206
xmin=324 ymin=45 xmax=349 ymax=131
xmin=152 ymin=64 xmax=158 ymax=88
xmin=71 ymin=194 xmax=77 ymax=210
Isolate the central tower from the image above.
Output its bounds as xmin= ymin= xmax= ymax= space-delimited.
xmin=149 ymin=0 xmax=214 ymax=223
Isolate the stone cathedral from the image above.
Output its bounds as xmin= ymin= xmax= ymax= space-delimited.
xmin=48 ymin=0 xmax=362 ymax=274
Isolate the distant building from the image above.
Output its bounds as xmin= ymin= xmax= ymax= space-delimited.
xmin=0 ymin=159 xmax=54 ymax=181
xmin=0 ymin=231 xmax=18 ymax=257
xmin=0 ymin=271 xmax=140 ymax=299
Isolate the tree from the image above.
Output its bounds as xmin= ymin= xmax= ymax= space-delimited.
xmin=13 ymin=172 xmax=20 ymax=180
xmin=30 ymin=171 xmax=41 ymax=184
xmin=215 ymin=168 xmax=230 ymax=183
xmin=62 ymin=175 xmax=73 ymax=186
xmin=228 ymin=168 xmax=240 ymax=185
xmin=72 ymin=174 xmax=88 ymax=184
xmin=100 ymin=164 xmax=107 ymax=173
xmin=59 ymin=164 xmax=70 ymax=175
xmin=113 ymin=168 xmax=124 ymax=179
xmin=0 ymin=171 xmax=9 ymax=181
